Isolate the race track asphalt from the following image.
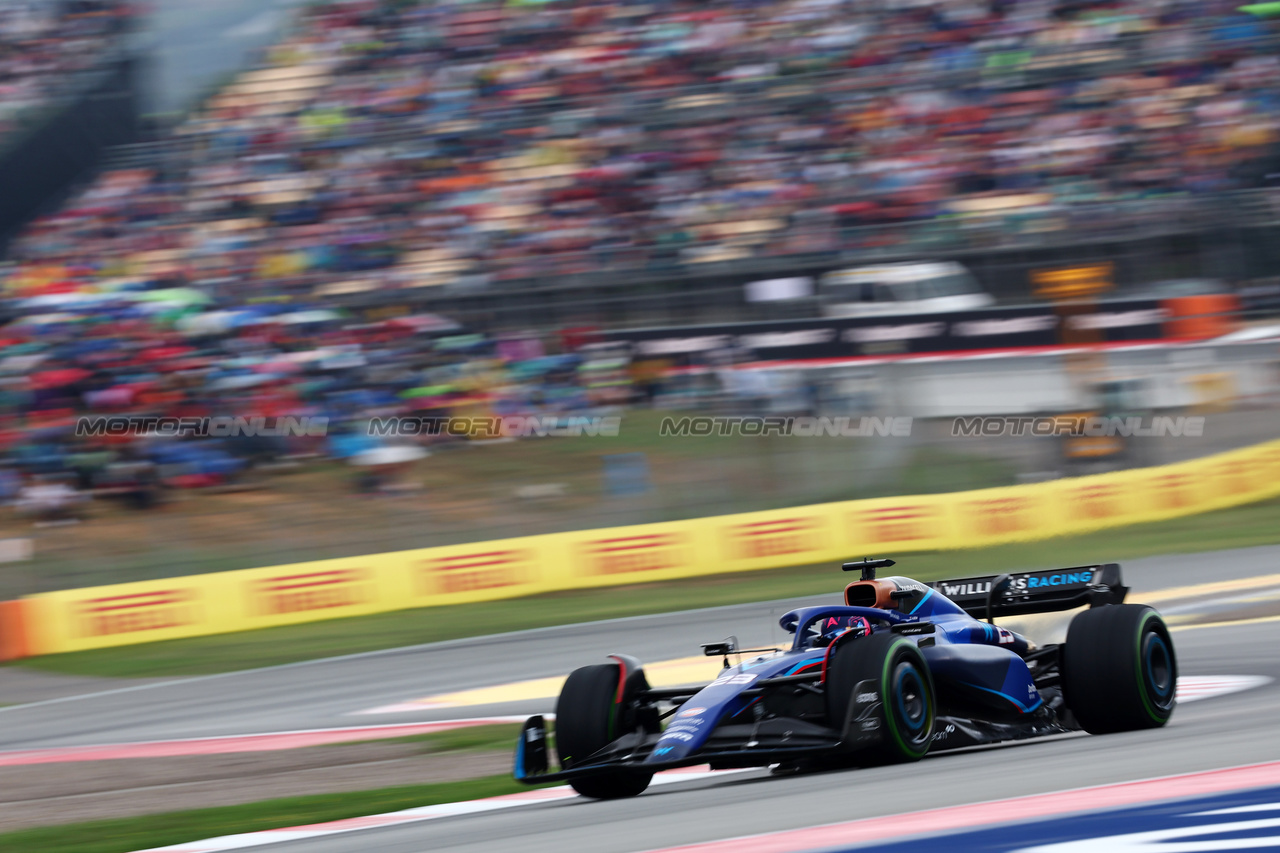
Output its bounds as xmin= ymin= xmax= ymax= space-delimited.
xmin=1 ymin=546 xmax=1278 ymax=852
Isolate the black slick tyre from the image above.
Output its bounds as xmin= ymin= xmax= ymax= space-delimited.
xmin=826 ymin=631 xmax=935 ymax=763
xmin=554 ymin=663 xmax=653 ymax=798
xmin=1062 ymin=604 xmax=1176 ymax=734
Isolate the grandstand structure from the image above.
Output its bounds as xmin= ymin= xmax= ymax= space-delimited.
xmin=6 ymin=0 xmax=1280 ymax=327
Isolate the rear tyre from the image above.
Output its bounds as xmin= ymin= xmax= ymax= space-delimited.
xmin=554 ymin=663 xmax=653 ymax=799
xmin=1062 ymin=604 xmax=1176 ymax=734
xmin=826 ymin=632 xmax=935 ymax=763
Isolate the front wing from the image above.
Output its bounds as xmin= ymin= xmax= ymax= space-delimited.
xmin=514 ymin=715 xmax=846 ymax=783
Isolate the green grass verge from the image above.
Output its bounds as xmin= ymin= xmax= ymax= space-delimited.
xmin=18 ymin=497 xmax=1280 ymax=679
xmin=0 ymin=774 xmax=551 ymax=853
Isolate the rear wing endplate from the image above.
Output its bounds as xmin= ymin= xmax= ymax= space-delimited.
xmin=926 ymin=563 xmax=1127 ymax=619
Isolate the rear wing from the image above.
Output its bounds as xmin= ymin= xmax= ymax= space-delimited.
xmin=927 ymin=563 xmax=1127 ymax=619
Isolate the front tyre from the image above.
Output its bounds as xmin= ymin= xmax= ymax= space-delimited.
xmin=554 ymin=663 xmax=653 ymax=799
xmin=826 ymin=632 xmax=935 ymax=763
xmin=1063 ymin=604 xmax=1177 ymax=734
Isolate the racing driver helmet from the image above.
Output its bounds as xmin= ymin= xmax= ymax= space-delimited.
xmin=816 ymin=614 xmax=872 ymax=647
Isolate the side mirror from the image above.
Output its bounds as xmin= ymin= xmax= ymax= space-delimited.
xmin=701 ymin=637 xmax=737 ymax=669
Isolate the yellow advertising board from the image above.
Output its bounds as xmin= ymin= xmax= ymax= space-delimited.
xmin=23 ymin=534 xmax=567 ymax=655
xmin=18 ymin=439 xmax=1280 ymax=657
xmin=396 ymin=535 xmax=562 ymax=608
xmin=706 ymin=505 xmax=845 ymax=574
xmin=25 ymin=576 xmax=216 ymax=655
xmin=839 ymin=494 xmax=958 ymax=553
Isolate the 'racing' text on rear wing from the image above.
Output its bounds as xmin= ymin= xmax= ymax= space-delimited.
xmin=928 ymin=563 xmax=1127 ymax=619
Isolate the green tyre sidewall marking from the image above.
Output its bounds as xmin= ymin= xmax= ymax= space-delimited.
xmin=1135 ymin=611 xmax=1172 ymax=724
xmin=880 ymin=638 xmax=932 ymax=759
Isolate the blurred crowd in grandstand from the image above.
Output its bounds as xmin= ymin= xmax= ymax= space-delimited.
xmin=3 ymin=0 xmax=1280 ymax=519
xmin=8 ymin=0 xmax=1280 ymax=295
xmin=0 ymin=303 xmax=647 ymax=520
xmin=0 ymin=0 xmax=134 ymax=141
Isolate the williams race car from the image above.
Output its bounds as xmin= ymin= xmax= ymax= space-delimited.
xmin=513 ymin=558 xmax=1176 ymax=799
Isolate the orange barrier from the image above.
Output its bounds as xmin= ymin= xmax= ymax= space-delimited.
xmin=0 ymin=599 xmax=31 ymax=661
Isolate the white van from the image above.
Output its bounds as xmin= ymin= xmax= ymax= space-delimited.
xmin=819 ymin=261 xmax=994 ymax=317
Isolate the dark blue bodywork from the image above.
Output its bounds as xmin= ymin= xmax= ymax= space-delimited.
xmin=514 ymin=565 xmax=1127 ymax=786
xmin=645 ymin=578 xmax=1041 ymax=765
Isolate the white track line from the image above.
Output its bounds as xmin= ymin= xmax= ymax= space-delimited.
xmin=134 ymin=765 xmax=753 ymax=853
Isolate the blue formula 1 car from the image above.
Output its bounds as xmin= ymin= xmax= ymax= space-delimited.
xmin=514 ymin=558 xmax=1176 ymax=799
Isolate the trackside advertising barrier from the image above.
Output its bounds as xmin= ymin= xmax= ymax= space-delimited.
xmin=9 ymin=439 xmax=1280 ymax=659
